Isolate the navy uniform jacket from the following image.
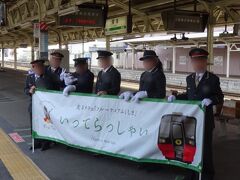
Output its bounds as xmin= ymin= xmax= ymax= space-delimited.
xmin=24 ymin=72 xmax=61 ymax=112
xmin=71 ymin=70 xmax=94 ymax=93
xmin=45 ymin=65 xmax=65 ymax=88
xmin=45 ymin=65 xmax=63 ymax=77
xmin=95 ymin=66 xmax=121 ymax=95
xmin=139 ymin=64 xmax=166 ymax=99
xmin=177 ymin=71 xmax=224 ymax=129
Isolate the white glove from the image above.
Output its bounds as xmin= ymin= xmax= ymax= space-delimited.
xmin=63 ymin=85 xmax=76 ymax=96
xmin=119 ymin=91 xmax=134 ymax=101
xmin=168 ymin=95 xmax=176 ymax=102
xmin=59 ymin=69 xmax=66 ymax=81
xmin=201 ymin=98 xmax=212 ymax=107
xmin=28 ymin=70 xmax=34 ymax=75
xmin=64 ymin=73 xmax=78 ymax=86
xmin=131 ymin=91 xmax=148 ymax=103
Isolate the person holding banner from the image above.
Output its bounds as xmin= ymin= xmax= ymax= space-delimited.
xmin=168 ymin=48 xmax=224 ymax=180
xmin=46 ymin=51 xmax=66 ymax=88
xmin=24 ymin=59 xmax=61 ymax=151
xmin=95 ymin=50 xmax=121 ymax=96
xmin=119 ymin=50 xmax=166 ymax=103
xmin=63 ymin=58 xmax=94 ymax=96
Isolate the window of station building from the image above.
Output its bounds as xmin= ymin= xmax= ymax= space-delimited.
xmin=214 ymin=56 xmax=223 ymax=66
xmin=0 ymin=2 xmax=6 ymax=26
xmin=116 ymin=53 xmax=120 ymax=59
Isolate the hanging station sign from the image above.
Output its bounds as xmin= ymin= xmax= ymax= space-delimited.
xmin=58 ymin=7 xmax=106 ymax=28
xmin=162 ymin=10 xmax=209 ymax=32
xmin=105 ymin=16 xmax=132 ymax=36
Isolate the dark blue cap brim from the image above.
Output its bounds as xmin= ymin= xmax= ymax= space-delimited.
xmin=139 ymin=55 xmax=158 ymax=61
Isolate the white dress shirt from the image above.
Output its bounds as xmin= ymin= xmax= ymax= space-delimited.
xmin=102 ymin=66 xmax=112 ymax=73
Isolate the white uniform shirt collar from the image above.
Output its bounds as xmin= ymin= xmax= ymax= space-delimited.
xmin=196 ymin=71 xmax=206 ymax=81
xmin=103 ymin=65 xmax=112 ymax=73
xmin=148 ymin=66 xmax=157 ymax=73
xmin=51 ymin=67 xmax=56 ymax=72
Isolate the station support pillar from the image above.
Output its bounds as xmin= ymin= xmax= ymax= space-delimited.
xmin=65 ymin=43 xmax=69 ymax=50
xmin=58 ymin=31 xmax=62 ymax=50
xmin=131 ymin=48 xmax=135 ymax=70
xmin=31 ymin=45 xmax=34 ymax=62
xmin=226 ymin=44 xmax=230 ymax=78
xmin=124 ymin=52 xmax=128 ymax=69
xmin=1 ymin=47 xmax=4 ymax=68
xmin=172 ymin=46 xmax=176 ymax=74
xmin=207 ymin=6 xmax=214 ymax=72
xmin=14 ymin=48 xmax=17 ymax=70
xmin=106 ymin=36 xmax=110 ymax=51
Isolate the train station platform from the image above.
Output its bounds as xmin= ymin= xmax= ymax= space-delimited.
xmin=0 ymin=69 xmax=240 ymax=180
xmin=90 ymin=67 xmax=240 ymax=96
xmin=3 ymin=61 xmax=240 ymax=96
xmin=0 ymin=128 xmax=48 ymax=179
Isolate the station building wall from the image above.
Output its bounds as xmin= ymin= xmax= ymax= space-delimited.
xmin=229 ymin=51 xmax=240 ymax=76
xmin=90 ymin=46 xmax=240 ymax=76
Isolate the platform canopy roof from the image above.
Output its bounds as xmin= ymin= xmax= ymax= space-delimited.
xmin=0 ymin=0 xmax=239 ymax=48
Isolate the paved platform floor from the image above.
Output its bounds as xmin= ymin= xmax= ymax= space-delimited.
xmin=0 ymin=128 xmax=48 ymax=179
xmin=0 ymin=68 xmax=239 ymax=180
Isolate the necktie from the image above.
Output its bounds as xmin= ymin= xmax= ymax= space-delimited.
xmin=35 ymin=75 xmax=40 ymax=81
xmin=195 ymin=75 xmax=200 ymax=87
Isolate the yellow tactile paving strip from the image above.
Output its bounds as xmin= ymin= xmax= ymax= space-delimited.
xmin=0 ymin=128 xmax=49 ymax=180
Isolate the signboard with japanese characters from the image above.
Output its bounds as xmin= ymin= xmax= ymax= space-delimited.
xmin=58 ymin=8 xmax=105 ymax=28
xmin=105 ymin=16 xmax=128 ymax=35
xmin=32 ymin=90 xmax=205 ymax=173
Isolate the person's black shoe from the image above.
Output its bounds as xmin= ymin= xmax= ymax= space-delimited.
xmin=29 ymin=142 xmax=41 ymax=150
xmin=41 ymin=142 xmax=50 ymax=151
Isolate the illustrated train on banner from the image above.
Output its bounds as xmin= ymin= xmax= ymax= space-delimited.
xmin=158 ymin=114 xmax=197 ymax=164
xmin=32 ymin=89 xmax=205 ymax=173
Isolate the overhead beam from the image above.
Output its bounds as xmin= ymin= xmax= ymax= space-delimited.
xmin=109 ymin=0 xmax=145 ymax=16
xmin=214 ymin=0 xmax=240 ymax=7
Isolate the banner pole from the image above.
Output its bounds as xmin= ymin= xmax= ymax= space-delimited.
xmin=32 ymin=138 xmax=35 ymax=153
xmin=199 ymin=106 xmax=206 ymax=180
xmin=31 ymin=95 xmax=34 ymax=153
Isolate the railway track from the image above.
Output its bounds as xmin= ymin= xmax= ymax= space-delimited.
xmin=121 ymin=80 xmax=240 ymax=100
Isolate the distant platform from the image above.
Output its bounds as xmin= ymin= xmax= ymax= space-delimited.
xmin=2 ymin=62 xmax=240 ymax=95
xmin=90 ymin=67 xmax=240 ymax=95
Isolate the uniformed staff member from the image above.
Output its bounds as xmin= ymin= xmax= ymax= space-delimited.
xmin=46 ymin=51 xmax=66 ymax=87
xmin=63 ymin=58 xmax=94 ymax=96
xmin=47 ymin=51 xmax=65 ymax=76
xmin=24 ymin=59 xmax=60 ymax=151
xmin=168 ymin=48 xmax=224 ymax=180
xmin=95 ymin=50 xmax=121 ymax=95
xmin=119 ymin=50 xmax=166 ymax=103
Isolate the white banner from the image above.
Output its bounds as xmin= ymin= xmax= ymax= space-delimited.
xmin=32 ymin=90 xmax=205 ymax=172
